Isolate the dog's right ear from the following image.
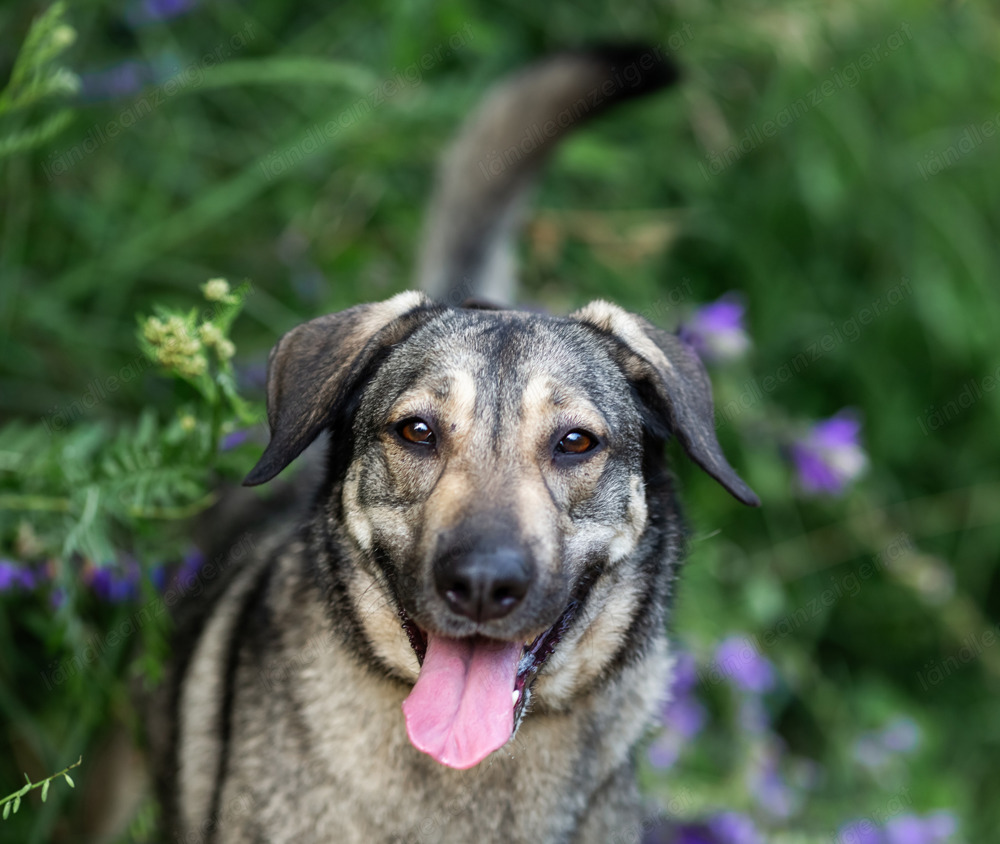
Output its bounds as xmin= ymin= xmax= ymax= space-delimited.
xmin=571 ymin=300 xmax=760 ymax=507
xmin=243 ymin=291 xmax=438 ymax=486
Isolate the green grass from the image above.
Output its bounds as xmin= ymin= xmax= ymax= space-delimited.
xmin=1 ymin=1 xmax=998 ymax=841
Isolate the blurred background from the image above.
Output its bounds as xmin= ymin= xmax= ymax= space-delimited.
xmin=1 ymin=1 xmax=998 ymax=842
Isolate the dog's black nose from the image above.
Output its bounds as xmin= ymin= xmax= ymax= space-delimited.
xmin=434 ymin=546 xmax=533 ymax=622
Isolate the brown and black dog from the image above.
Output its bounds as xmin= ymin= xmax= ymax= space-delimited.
xmin=150 ymin=46 xmax=759 ymax=843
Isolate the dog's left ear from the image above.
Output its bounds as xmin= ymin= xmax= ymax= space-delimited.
xmin=243 ymin=291 xmax=438 ymax=486
xmin=571 ymin=300 xmax=760 ymax=507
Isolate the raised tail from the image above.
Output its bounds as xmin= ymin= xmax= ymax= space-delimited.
xmin=416 ymin=44 xmax=680 ymax=305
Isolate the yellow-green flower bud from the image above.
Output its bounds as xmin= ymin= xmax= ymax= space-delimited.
xmin=202 ymin=278 xmax=231 ymax=302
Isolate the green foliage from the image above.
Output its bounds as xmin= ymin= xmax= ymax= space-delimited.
xmin=0 ymin=278 xmax=261 ymax=575
xmin=0 ymin=3 xmax=79 ymax=159
xmin=1 ymin=757 xmax=79 ymax=821
xmin=0 ymin=0 xmax=996 ymax=841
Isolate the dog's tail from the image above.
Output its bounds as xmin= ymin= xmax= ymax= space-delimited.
xmin=416 ymin=45 xmax=680 ymax=305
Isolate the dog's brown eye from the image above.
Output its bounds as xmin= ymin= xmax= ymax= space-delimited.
xmin=556 ymin=430 xmax=598 ymax=455
xmin=398 ymin=418 xmax=436 ymax=446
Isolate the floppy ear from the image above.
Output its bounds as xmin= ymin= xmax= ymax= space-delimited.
xmin=243 ymin=291 xmax=438 ymax=486
xmin=571 ymin=300 xmax=760 ymax=507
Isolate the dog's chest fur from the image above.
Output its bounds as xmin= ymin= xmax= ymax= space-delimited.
xmin=183 ymin=528 xmax=673 ymax=843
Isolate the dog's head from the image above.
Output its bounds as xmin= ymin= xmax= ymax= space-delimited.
xmin=245 ymin=291 xmax=757 ymax=768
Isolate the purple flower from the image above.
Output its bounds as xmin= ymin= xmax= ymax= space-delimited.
xmin=837 ymin=819 xmax=884 ymax=844
xmin=853 ymin=716 xmax=922 ymax=770
xmin=851 ymin=734 xmax=891 ymax=770
xmin=0 ymin=559 xmax=38 ymax=592
xmin=747 ymin=747 xmax=799 ymax=819
xmin=707 ymin=812 xmax=762 ymax=844
xmin=885 ymin=815 xmax=932 ymax=844
xmin=679 ymin=294 xmax=751 ymax=362
xmin=671 ymin=816 xmax=761 ymax=844
xmin=647 ymin=697 xmax=708 ymax=768
xmin=85 ymin=556 xmax=141 ymax=603
xmin=125 ymin=0 xmax=198 ymax=26
xmin=649 ymin=651 xmax=708 ymax=769
xmin=146 ymin=0 xmax=196 ymax=18
xmin=923 ymin=812 xmax=958 ymax=841
xmin=174 ymin=547 xmax=206 ymax=595
xmin=790 ymin=411 xmax=868 ymax=496
xmin=150 ymin=564 xmax=168 ymax=592
xmin=879 ymin=716 xmax=921 ymax=753
xmin=669 ymin=696 xmax=707 ymax=739
xmin=647 ymin=731 xmax=683 ymax=770
xmin=79 ymin=61 xmax=151 ymax=101
xmin=885 ymin=813 xmax=958 ymax=844
xmin=671 ymin=650 xmax=699 ymax=698
xmin=672 ymin=825 xmax=717 ymax=844
xmin=220 ymin=428 xmax=251 ymax=451
xmin=648 ymin=701 xmax=706 ymax=769
xmin=712 ymin=635 xmax=776 ymax=693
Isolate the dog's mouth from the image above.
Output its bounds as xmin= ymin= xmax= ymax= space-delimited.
xmin=397 ymin=600 xmax=580 ymax=770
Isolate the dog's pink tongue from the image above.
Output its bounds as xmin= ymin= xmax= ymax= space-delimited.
xmin=402 ymin=634 xmax=521 ymax=769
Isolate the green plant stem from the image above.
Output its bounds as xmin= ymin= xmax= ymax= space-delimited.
xmin=0 ymin=756 xmax=81 ymax=819
xmin=0 ymin=494 xmax=71 ymax=512
xmin=127 ymin=491 xmax=219 ymax=520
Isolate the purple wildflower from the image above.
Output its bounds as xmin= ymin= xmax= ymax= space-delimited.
xmin=175 ymin=547 xmax=206 ymax=595
xmin=790 ymin=411 xmax=868 ymax=496
xmin=671 ymin=651 xmax=699 ymax=697
xmin=852 ymin=734 xmax=891 ymax=770
xmin=712 ymin=635 xmax=776 ymax=694
xmin=879 ymin=716 xmax=922 ymax=753
xmin=669 ymin=696 xmax=708 ymax=739
xmin=648 ymin=697 xmax=707 ymax=769
xmin=220 ymin=428 xmax=252 ymax=451
xmin=0 ymin=560 xmax=38 ymax=592
xmin=649 ymin=651 xmax=707 ymax=769
xmin=854 ymin=716 xmax=922 ymax=770
xmin=923 ymin=811 xmax=958 ymax=840
xmin=78 ymin=60 xmax=150 ymax=101
xmin=147 ymin=0 xmax=196 ymax=18
xmin=707 ymin=811 xmax=762 ymax=844
xmin=125 ymin=0 xmax=198 ymax=26
xmin=85 ymin=555 xmax=142 ymax=603
xmin=885 ymin=815 xmax=933 ymax=844
xmin=647 ymin=695 xmax=708 ymax=768
xmin=679 ymin=294 xmax=751 ymax=362
xmin=150 ymin=564 xmax=168 ymax=592
xmin=647 ymin=731 xmax=683 ymax=770
xmin=672 ymin=825 xmax=717 ymax=844
xmin=837 ymin=819 xmax=884 ymax=844
xmin=747 ymin=746 xmax=799 ymax=819
xmin=884 ymin=813 xmax=958 ymax=844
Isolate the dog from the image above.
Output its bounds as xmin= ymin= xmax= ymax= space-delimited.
xmin=149 ymin=45 xmax=759 ymax=844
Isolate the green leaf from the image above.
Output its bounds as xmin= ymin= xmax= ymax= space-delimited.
xmin=63 ymin=774 xmax=74 ymax=788
xmin=11 ymin=796 xmax=19 ymax=814
xmin=0 ymin=109 xmax=73 ymax=160
xmin=3 ymin=801 xmax=10 ymax=820
xmin=41 ymin=780 xmax=50 ymax=802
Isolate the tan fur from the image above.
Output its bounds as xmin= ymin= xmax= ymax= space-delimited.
xmin=154 ymin=49 xmax=758 ymax=844
xmin=176 ymin=554 xmax=271 ymax=830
